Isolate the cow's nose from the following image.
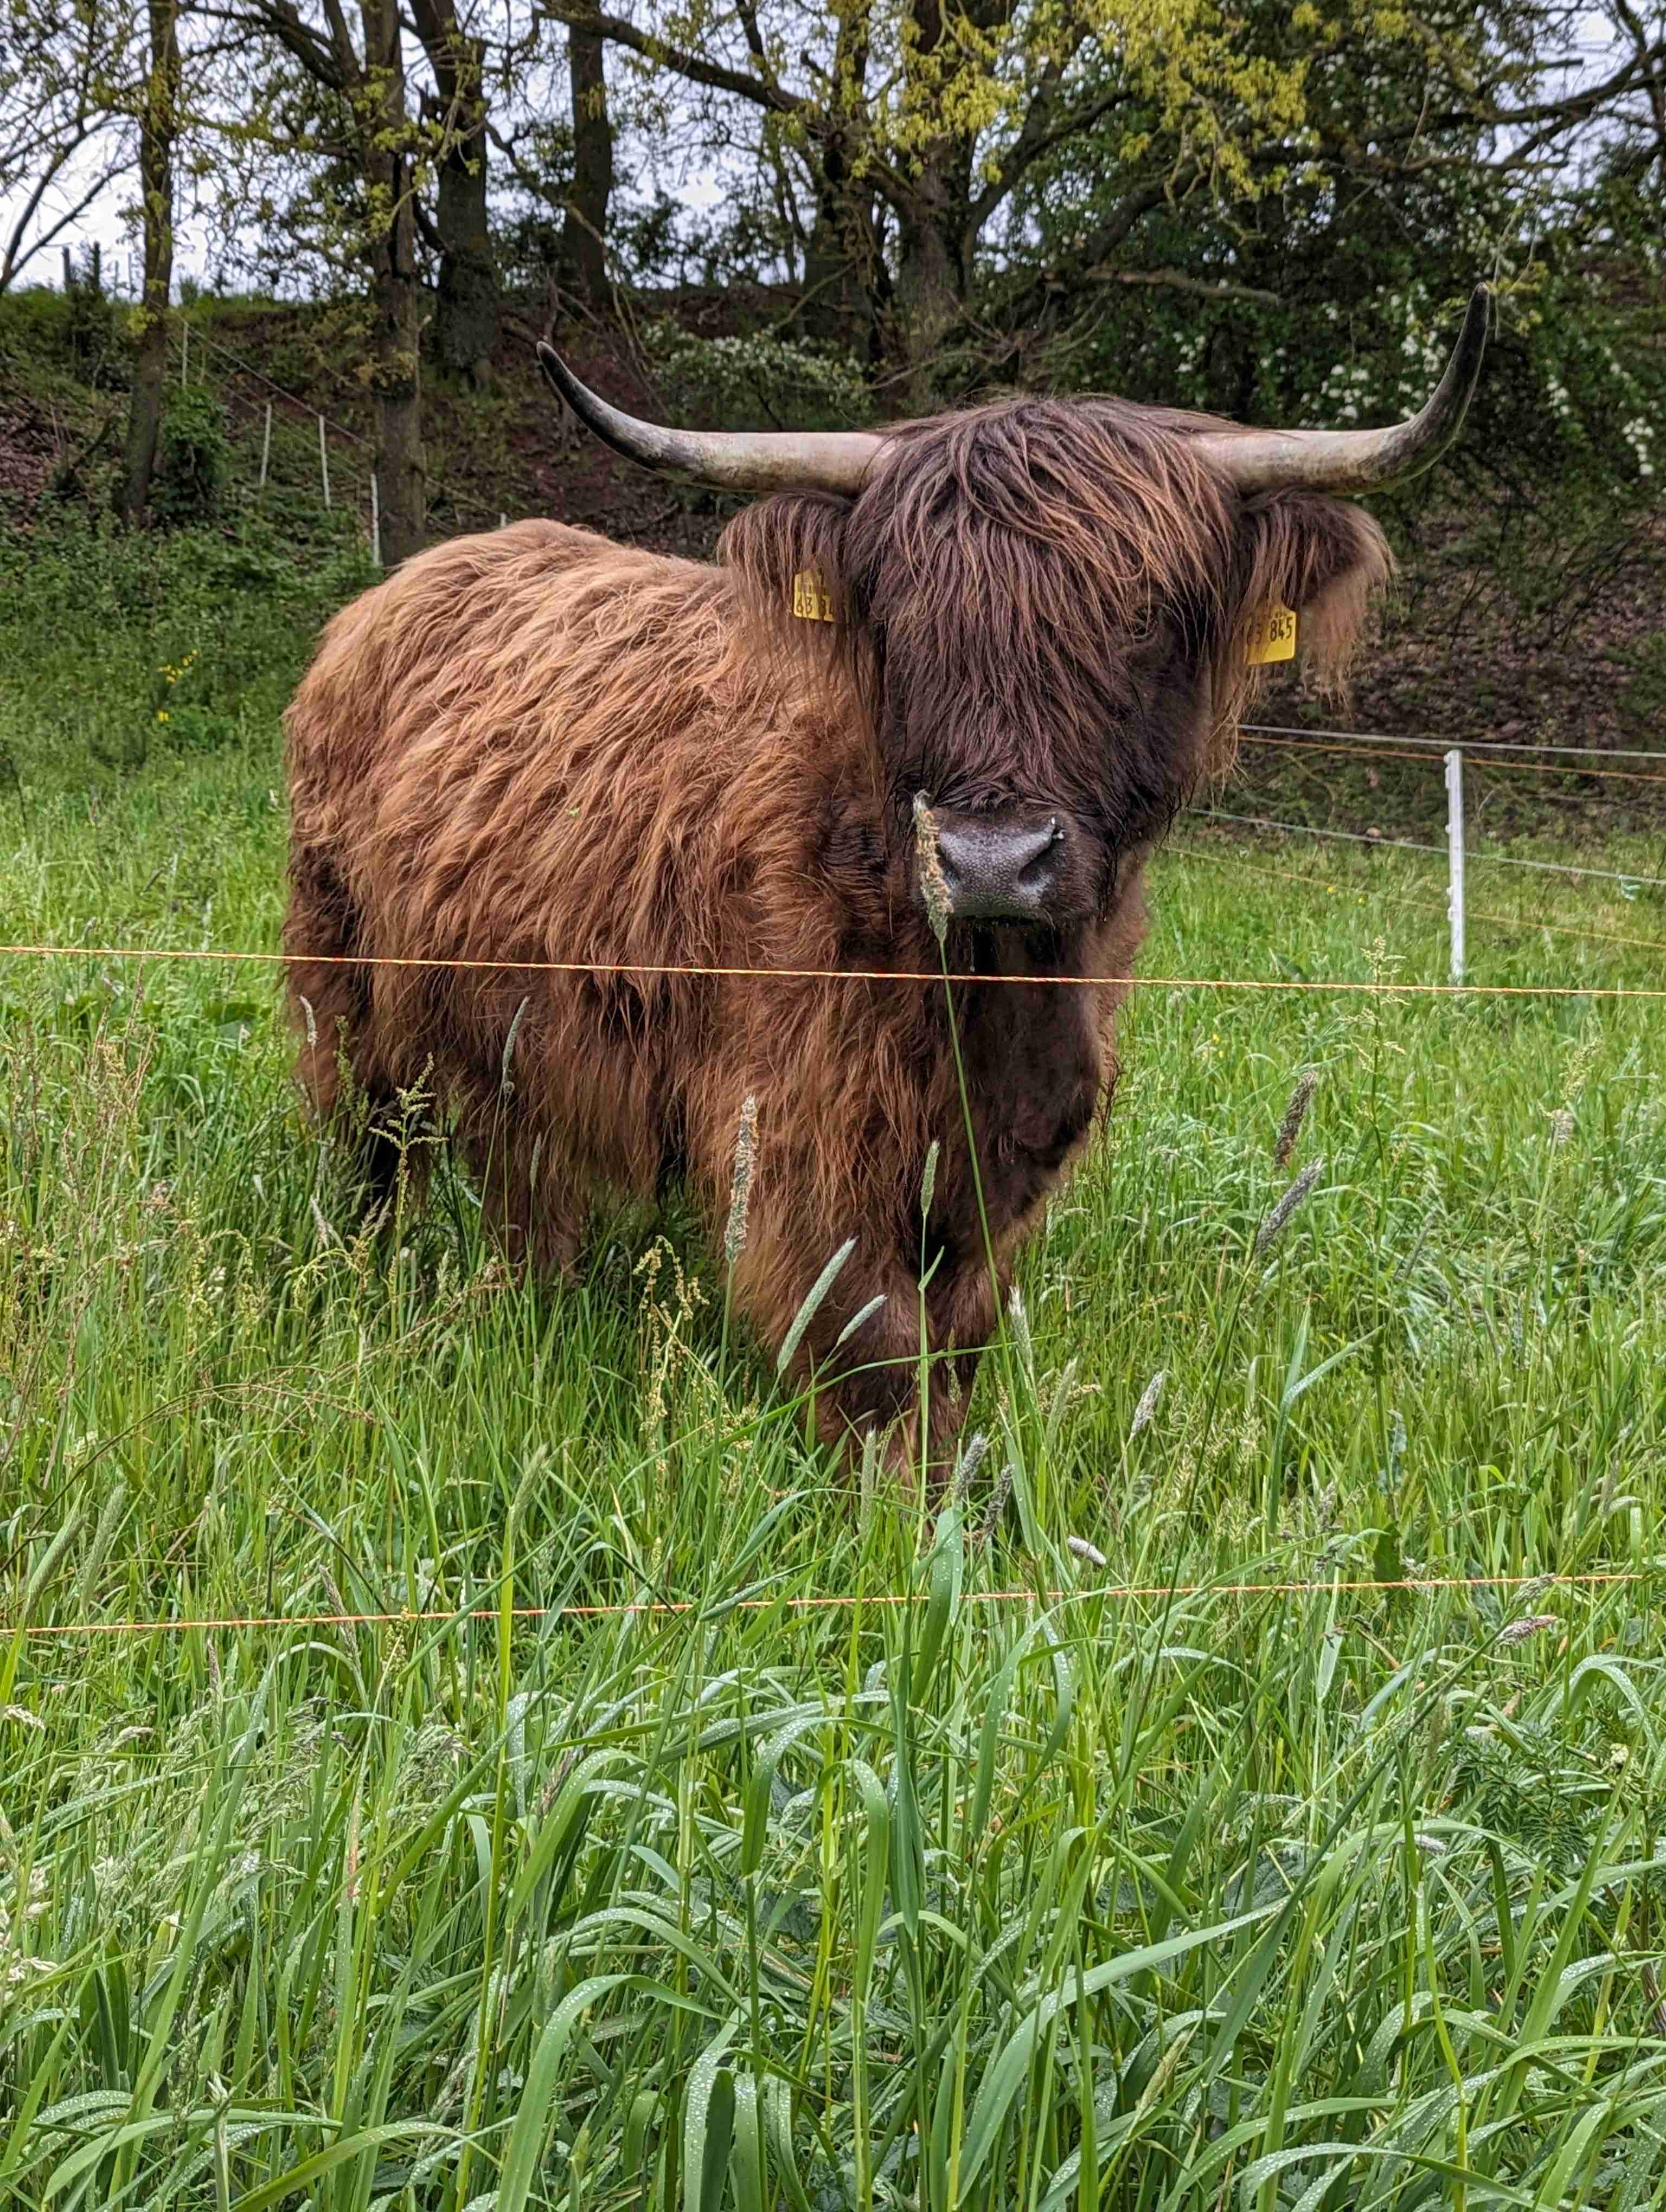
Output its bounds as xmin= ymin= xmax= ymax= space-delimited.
xmin=933 ymin=816 xmax=1063 ymax=923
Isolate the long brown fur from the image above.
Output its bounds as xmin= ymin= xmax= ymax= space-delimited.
xmin=283 ymin=394 xmax=1390 ymax=1473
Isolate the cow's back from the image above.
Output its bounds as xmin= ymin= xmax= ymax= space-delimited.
xmin=285 ymin=522 xmax=797 ymax=968
xmin=283 ymin=518 xmax=878 ymax=1219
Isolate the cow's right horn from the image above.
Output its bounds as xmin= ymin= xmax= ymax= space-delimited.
xmin=1188 ymin=286 xmax=1491 ymax=496
xmin=537 ymin=342 xmax=886 ymax=495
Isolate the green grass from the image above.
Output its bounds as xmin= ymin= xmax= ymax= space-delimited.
xmin=2 ymin=524 xmax=1665 ymax=2210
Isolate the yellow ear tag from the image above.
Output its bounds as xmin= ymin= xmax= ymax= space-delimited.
xmin=791 ymin=569 xmax=835 ymax=623
xmin=1245 ymin=602 xmax=1298 ymax=666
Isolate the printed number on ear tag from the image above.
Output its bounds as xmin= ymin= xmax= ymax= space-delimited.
xmin=1246 ymin=602 xmax=1298 ymax=666
xmin=792 ymin=569 xmax=835 ymax=623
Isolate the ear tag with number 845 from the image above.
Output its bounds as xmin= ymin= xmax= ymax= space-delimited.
xmin=792 ymin=569 xmax=835 ymax=623
xmin=1246 ymin=602 xmax=1298 ymax=665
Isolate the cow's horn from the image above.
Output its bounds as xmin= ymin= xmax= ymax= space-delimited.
xmin=537 ymin=342 xmax=886 ymax=495
xmin=1189 ymin=285 xmax=1490 ymax=496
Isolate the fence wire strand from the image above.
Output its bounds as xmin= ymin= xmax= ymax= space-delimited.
xmin=1195 ymin=809 xmax=1666 ymax=891
xmin=4 ymin=940 xmax=1665 ymax=1000
xmin=1169 ymin=841 xmax=1666 ymax=958
xmin=1239 ymin=731 xmax=1666 ymax=789
xmin=1244 ymin=721 xmax=1666 ymax=765
xmin=5 ymin=1567 xmax=1656 ymax=1640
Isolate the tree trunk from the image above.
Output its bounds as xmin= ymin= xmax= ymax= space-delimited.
xmin=800 ymin=4 xmax=874 ymax=349
xmin=563 ymin=27 xmax=613 ymax=303
xmin=894 ymin=176 xmax=963 ymax=408
xmin=360 ymin=0 xmax=426 ymax=563
xmin=890 ymin=0 xmax=971 ymax=407
xmin=434 ymin=118 xmax=495 ymax=381
xmin=413 ymin=0 xmax=497 ymax=383
xmin=804 ymin=150 xmax=888 ymax=355
xmin=117 ymin=0 xmax=178 ymax=525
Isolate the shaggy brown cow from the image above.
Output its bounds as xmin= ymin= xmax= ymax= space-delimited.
xmin=284 ymin=288 xmax=1488 ymax=1472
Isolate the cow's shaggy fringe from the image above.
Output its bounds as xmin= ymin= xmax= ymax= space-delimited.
xmin=722 ymin=395 xmax=1391 ymax=809
xmin=283 ymin=393 xmax=1389 ymax=1471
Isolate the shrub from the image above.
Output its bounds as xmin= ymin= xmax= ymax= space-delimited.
xmin=153 ymin=387 xmax=230 ymax=525
xmin=640 ymin=319 xmax=872 ymax=433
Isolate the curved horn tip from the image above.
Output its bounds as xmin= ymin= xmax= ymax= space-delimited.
xmin=535 ymin=339 xmax=578 ymax=404
xmin=1454 ymin=283 xmax=1492 ymax=376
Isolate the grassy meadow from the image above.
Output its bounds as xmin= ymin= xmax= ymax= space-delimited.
xmin=2 ymin=519 xmax=1665 ymax=2210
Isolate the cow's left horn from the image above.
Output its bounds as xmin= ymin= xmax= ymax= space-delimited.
xmin=1189 ymin=285 xmax=1491 ymax=496
xmin=537 ymin=342 xmax=886 ymax=494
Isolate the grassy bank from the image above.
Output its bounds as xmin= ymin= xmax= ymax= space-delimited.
xmin=2 ymin=523 xmax=1664 ymax=2208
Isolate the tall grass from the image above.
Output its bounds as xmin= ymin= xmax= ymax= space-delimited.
xmin=2 ymin=535 xmax=1664 ymax=2207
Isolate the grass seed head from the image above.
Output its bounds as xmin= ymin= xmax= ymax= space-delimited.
xmin=1498 ymin=1612 xmax=1559 ymax=1647
xmin=1255 ymin=1158 xmax=1325 ymax=1259
xmin=1274 ymin=1069 xmax=1318 ymax=1169
xmin=499 ymin=995 xmax=529 ymax=1096
xmin=1067 ymin=1534 xmax=1107 ymax=1569
xmin=920 ymin=1137 xmax=939 ymax=1221
xmin=977 ymin=1459 xmax=1016 ymax=1546
xmin=1128 ymin=1368 xmax=1165 ymax=1439
xmin=912 ymin=792 xmax=952 ymax=946
xmin=953 ymin=1429 xmax=990 ymax=1501
xmin=723 ymin=1093 xmax=758 ymax=1268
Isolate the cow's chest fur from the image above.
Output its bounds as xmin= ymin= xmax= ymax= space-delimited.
xmin=922 ymin=957 xmax=1108 ymax=1266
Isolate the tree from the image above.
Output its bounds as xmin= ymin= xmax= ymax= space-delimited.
xmin=117 ymin=0 xmax=180 ymax=522
xmin=1 ymin=0 xmax=134 ymax=297
xmin=530 ymin=0 xmax=1666 ymax=408
xmin=532 ymin=0 xmax=1325 ymax=401
xmin=410 ymin=0 xmax=496 ymax=381
xmin=217 ymin=0 xmax=429 ymax=560
xmin=562 ymin=22 xmax=612 ymax=302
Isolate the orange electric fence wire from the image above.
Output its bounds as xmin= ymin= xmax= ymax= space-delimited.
xmin=4 ymin=1567 xmax=1656 ymax=1639
xmin=1243 ymin=720 xmax=1666 ymax=766
xmin=1168 ymin=841 xmax=1666 ymax=959
xmin=3 ymin=941 xmax=1665 ymax=1000
xmin=1239 ymin=732 xmax=1457 ymax=772
xmin=1239 ymin=730 xmax=1666 ymax=789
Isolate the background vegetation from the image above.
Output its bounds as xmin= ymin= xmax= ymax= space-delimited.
xmin=2 ymin=0 xmax=1664 ymax=595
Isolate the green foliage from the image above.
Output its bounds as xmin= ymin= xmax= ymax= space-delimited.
xmin=0 ymin=511 xmax=371 ymax=772
xmin=0 ymin=280 xmax=120 ymax=387
xmin=642 ymin=317 xmax=873 ymax=430
xmin=61 ymin=246 xmax=123 ymax=390
xmin=1616 ymin=631 xmax=1666 ymax=732
xmin=152 ymin=386 xmax=232 ymax=526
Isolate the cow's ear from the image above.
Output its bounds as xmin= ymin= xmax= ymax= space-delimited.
xmin=719 ymin=491 xmax=857 ymax=631
xmin=1232 ymin=493 xmax=1393 ymax=695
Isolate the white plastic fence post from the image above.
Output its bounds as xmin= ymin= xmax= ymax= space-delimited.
xmin=370 ymin=472 xmax=381 ymax=568
xmin=498 ymin=512 xmax=507 ymax=529
xmin=318 ymin=415 xmax=331 ymax=511
xmin=1445 ymin=748 xmax=1466 ymax=984
xmin=259 ymin=403 xmax=272 ymax=490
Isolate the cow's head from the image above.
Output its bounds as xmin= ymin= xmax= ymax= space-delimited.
xmin=538 ymin=292 xmax=1486 ymax=944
